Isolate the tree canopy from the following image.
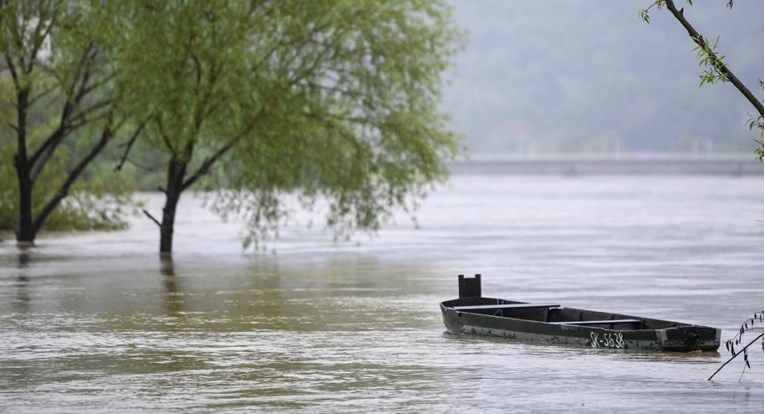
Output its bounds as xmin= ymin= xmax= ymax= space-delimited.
xmin=0 ymin=0 xmax=137 ymax=242
xmin=0 ymin=0 xmax=463 ymax=251
xmin=113 ymin=0 xmax=464 ymax=254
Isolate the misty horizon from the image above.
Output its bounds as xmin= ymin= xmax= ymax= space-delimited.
xmin=445 ymin=1 xmax=764 ymax=155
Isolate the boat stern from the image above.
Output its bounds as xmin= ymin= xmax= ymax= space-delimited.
xmin=658 ymin=326 xmax=721 ymax=352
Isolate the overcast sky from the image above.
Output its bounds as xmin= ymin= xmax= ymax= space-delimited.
xmin=443 ymin=1 xmax=764 ymax=155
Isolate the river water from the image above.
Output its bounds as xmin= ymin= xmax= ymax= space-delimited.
xmin=0 ymin=173 xmax=762 ymax=413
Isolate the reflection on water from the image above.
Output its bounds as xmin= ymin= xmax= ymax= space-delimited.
xmin=13 ymin=248 xmax=32 ymax=315
xmin=0 ymin=174 xmax=762 ymax=413
xmin=161 ymin=257 xmax=183 ymax=317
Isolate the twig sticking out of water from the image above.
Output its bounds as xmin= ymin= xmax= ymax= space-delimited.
xmin=708 ymin=333 xmax=763 ymax=381
xmin=708 ymin=311 xmax=764 ymax=381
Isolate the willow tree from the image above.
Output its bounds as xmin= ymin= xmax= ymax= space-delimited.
xmin=0 ymin=0 xmax=135 ymax=243
xmin=118 ymin=0 xmax=463 ymax=255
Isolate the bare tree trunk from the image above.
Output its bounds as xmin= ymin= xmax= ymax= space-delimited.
xmin=14 ymin=168 xmax=35 ymax=244
xmin=13 ymin=89 xmax=35 ymax=245
xmin=159 ymin=157 xmax=188 ymax=256
xmin=152 ymin=136 xmax=239 ymax=256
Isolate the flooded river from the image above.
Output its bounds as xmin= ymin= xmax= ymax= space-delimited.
xmin=1 ymin=174 xmax=762 ymax=413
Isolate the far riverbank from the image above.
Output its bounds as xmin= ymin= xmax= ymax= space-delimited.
xmin=449 ymin=154 xmax=764 ymax=175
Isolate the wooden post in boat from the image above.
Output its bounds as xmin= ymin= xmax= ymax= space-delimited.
xmin=458 ymin=274 xmax=482 ymax=298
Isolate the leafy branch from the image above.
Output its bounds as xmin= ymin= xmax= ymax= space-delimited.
xmin=708 ymin=311 xmax=764 ymax=381
xmin=747 ymin=112 xmax=763 ymax=160
xmin=640 ymin=0 xmax=764 ymax=159
xmin=693 ymin=35 xmax=727 ymax=86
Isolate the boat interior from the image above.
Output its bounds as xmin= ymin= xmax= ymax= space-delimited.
xmin=441 ymin=297 xmax=686 ymax=331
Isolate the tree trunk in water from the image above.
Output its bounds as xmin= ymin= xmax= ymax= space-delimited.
xmin=14 ymin=89 xmax=36 ymax=245
xmin=15 ymin=167 xmax=36 ymax=245
xmin=159 ymin=157 xmax=188 ymax=256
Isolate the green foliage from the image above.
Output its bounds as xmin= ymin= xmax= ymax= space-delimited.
xmin=693 ymin=36 xmax=728 ymax=86
xmin=640 ymin=0 xmax=764 ymax=159
xmin=640 ymin=0 xmax=729 ymax=87
xmin=115 ymin=0 xmax=258 ymax=154
xmin=218 ymin=0 xmax=463 ymax=249
xmin=640 ymin=0 xmax=728 ymax=87
xmin=639 ymin=0 xmax=666 ymax=24
xmin=0 ymin=0 xmax=139 ymax=239
xmin=747 ymin=114 xmax=763 ymax=161
xmin=642 ymin=0 xmax=764 ymax=381
xmin=0 ymin=127 xmax=139 ymax=235
xmin=115 ymin=0 xmax=464 ymax=250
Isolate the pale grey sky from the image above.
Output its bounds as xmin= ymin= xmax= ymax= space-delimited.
xmin=444 ymin=1 xmax=764 ymax=154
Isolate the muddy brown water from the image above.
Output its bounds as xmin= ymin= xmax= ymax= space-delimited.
xmin=1 ymin=174 xmax=762 ymax=412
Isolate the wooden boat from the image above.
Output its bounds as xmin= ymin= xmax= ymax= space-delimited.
xmin=440 ymin=275 xmax=720 ymax=352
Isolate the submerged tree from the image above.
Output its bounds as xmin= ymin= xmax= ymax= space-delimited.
xmin=640 ymin=0 xmax=764 ymax=158
xmin=0 ymin=0 xmax=137 ymax=243
xmin=115 ymin=1 xmax=261 ymax=255
xmin=118 ymin=0 xmax=464 ymax=255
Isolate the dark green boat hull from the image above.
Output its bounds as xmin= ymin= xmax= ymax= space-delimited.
xmin=441 ymin=297 xmax=720 ymax=352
